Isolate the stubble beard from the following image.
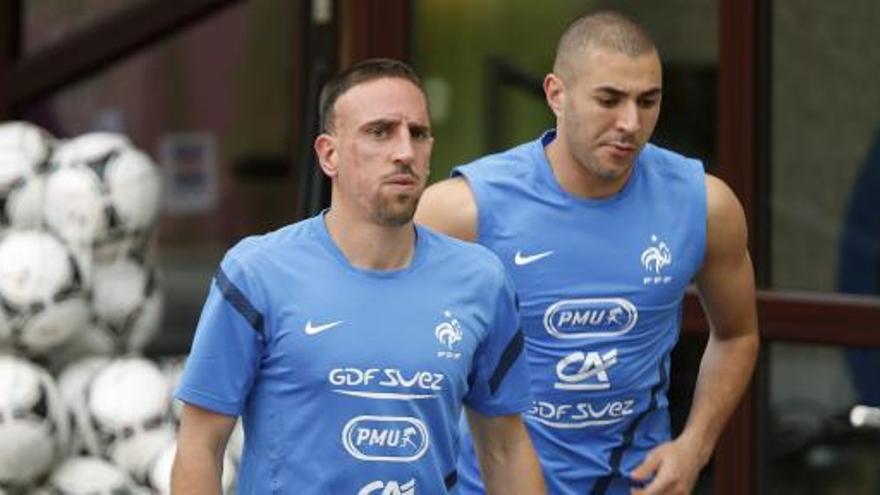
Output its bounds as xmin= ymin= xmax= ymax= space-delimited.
xmin=565 ymin=121 xmax=631 ymax=183
xmin=579 ymin=150 xmax=631 ymax=182
xmin=373 ymin=190 xmax=422 ymax=227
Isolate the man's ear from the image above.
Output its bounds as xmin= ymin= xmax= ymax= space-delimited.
xmin=544 ymin=73 xmax=565 ymax=118
xmin=314 ymin=133 xmax=338 ymax=178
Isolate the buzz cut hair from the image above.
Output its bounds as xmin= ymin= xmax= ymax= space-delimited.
xmin=319 ymin=58 xmax=424 ymax=133
xmin=553 ymin=11 xmax=657 ymax=81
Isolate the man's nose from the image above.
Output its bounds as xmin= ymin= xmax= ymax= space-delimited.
xmin=391 ymin=128 xmax=415 ymax=163
xmin=615 ymin=101 xmax=641 ymax=135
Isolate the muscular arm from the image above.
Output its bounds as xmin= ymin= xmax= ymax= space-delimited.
xmin=466 ymin=409 xmax=546 ymax=495
xmin=171 ymin=403 xmax=237 ymax=495
xmin=633 ymin=175 xmax=759 ymax=494
xmin=414 ymin=177 xmax=478 ymax=241
xmin=686 ymin=175 xmax=760 ymax=462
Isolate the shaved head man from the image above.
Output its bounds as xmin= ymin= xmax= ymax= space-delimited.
xmin=417 ymin=11 xmax=759 ymax=495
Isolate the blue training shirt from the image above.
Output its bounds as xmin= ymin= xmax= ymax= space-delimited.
xmin=453 ymin=130 xmax=707 ymax=495
xmin=176 ymin=213 xmax=531 ymax=494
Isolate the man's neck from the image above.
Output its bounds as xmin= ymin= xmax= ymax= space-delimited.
xmin=545 ymin=134 xmax=632 ymax=199
xmin=324 ymin=206 xmax=416 ymax=271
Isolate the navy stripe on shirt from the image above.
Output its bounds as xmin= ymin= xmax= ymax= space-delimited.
xmin=215 ymin=267 xmax=264 ymax=334
xmin=489 ymin=330 xmax=525 ymax=395
xmin=444 ymin=470 xmax=458 ymax=491
xmin=590 ymin=353 xmax=670 ymax=494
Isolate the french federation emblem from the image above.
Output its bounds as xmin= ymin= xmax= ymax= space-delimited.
xmin=641 ymin=235 xmax=672 ymax=285
xmin=435 ymin=310 xmax=463 ymax=359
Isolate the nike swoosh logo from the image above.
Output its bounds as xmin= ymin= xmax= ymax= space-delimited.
xmin=304 ymin=320 xmax=344 ymax=335
xmin=514 ymin=250 xmax=554 ymax=266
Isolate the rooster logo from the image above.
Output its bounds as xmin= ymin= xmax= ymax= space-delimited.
xmin=640 ymin=235 xmax=672 ymax=274
xmin=435 ymin=310 xmax=463 ymax=349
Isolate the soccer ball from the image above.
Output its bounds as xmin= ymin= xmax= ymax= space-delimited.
xmin=0 ymin=355 xmax=69 ymax=490
xmin=91 ymin=257 xmax=163 ymax=352
xmin=43 ymin=134 xmax=161 ymax=255
xmin=227 ymin=419 xmax=245 ymax=467
xmin=0 ymin=121 xmax=54 ymax=166
xmin=56 ymin=357 xmax=111 ymax=456
xmin=157 ymin=356 xmax=186 ymax=422
xmin=46 ymin=321 xmax=117 ymax=374
xmin=37 ymin=456 xmax=145 ymax=495
xmin=146 ymin=441 xmax=237 ymax=495
xmin=49 ymin=133 xmax=130 ymax=170
xmin=0 ymin=150 xmax=46 ymax=229
xmin=0 ymin=230 xmax=90 ymax=355
xmin=0 ymin=122 xmax=53 ymax=229
xmin=81 ymin=357 xmax=176 ymax=482
xmin=0 ymin=122 xmax=54 ymax=227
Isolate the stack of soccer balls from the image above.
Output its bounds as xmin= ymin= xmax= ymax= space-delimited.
xmin=0 ymin=121 xmax=239 ymax=493
xmin=0 ymin=121 xmax=163 ymax=361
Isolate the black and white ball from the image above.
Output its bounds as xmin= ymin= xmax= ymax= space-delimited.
xmin=0 ymin=230 xmax=90 ymax=355
xmin=46 ymin=322 xmax=117 ymax=374
xmin=158 ymin=356 xmax=186 ymax=422
xmin=49 ymin=133 xmax=131 ymax=170
xmin=227 ymin=419 xmax=244 ymax=468
xmin=0 ymin=121 xmax=54 ymax=166
xmin=0 ymin=355 xmax=69 ymax=490
xmin=81 ymin=357 xmax=176 ymax=482
xmin=91 ymin=257 xmax=163 ymax=352
xmin=37 ymin=456 xmax=145 ymax=495
xmin=0 ymin=150 xmax=46 ymax=229
xmin=43 ymin=133 xmax=161 ymax=255
xmin=0 ymin=121 xmax=53 ymax=229
xmin=57 ymin=357 xmax=111 ymax=456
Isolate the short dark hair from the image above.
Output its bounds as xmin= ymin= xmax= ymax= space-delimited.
xmin=554 ymin=11 xmax=657 ymax=82
xmin=319 ymin=58 xmax=424 ymax=133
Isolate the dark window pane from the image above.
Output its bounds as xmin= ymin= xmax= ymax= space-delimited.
xmin=24 ymin=0 xmax=145 ymax=54
xmin=771 ymin=1 xmax=880 ymax=295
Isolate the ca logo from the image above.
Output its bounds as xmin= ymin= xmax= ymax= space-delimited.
xmin=554 ymin=349 xmax=618 ymax=391
xmin=357 ymin=478 xmax=416 ymax=495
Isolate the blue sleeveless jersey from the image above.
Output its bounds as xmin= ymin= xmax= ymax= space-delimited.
xmin=176 ymin=214 xmax=531 ymax=494
xmin=453 ymin=130 xmax=706 ymax=495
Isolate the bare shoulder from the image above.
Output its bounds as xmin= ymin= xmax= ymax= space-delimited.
xmin=697 ymin=177 xmax=758 ymax=341
xmin=415 ymin=176 xmax=478 ymax=242
xmin=704 ymin=174 xmax=748 ymax=251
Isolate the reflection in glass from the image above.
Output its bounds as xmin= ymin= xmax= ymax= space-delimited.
xmin=766 ymin=342 xmax=880 ymax=494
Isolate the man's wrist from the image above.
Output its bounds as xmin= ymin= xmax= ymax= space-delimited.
xmin=677 ymin=428 xmax=715 ymax=467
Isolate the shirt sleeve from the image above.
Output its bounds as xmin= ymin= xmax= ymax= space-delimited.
xmin=451 ymin=164 xmax=496 ymax=246
xmin=175 ymin=251 xmax=266 ymax=417
xmin=463 ymin=268 xmax=532 ymax=416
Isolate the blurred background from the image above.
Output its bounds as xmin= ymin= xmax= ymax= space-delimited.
xmin=1 ymin=0 xmax=879 ymax=493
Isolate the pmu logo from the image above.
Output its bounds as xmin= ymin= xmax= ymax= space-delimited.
xmin=358 ymin=479 xmax=416 ymax=495
xmin=554 ymin=349 xmax=618 ymax=391
xmin=435 ymin=310 xmax=463 ymax=359
xmin=543 ymin=298 xmax=638 ymax=339
xmin=641 ymin=234 xmax=673 ymax=285
xmin=343 ymin=416 xmax=429 ymax=462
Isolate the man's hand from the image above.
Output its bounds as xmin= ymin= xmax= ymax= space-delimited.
xmin=630 ymin=438 xmax=702 ymax=495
